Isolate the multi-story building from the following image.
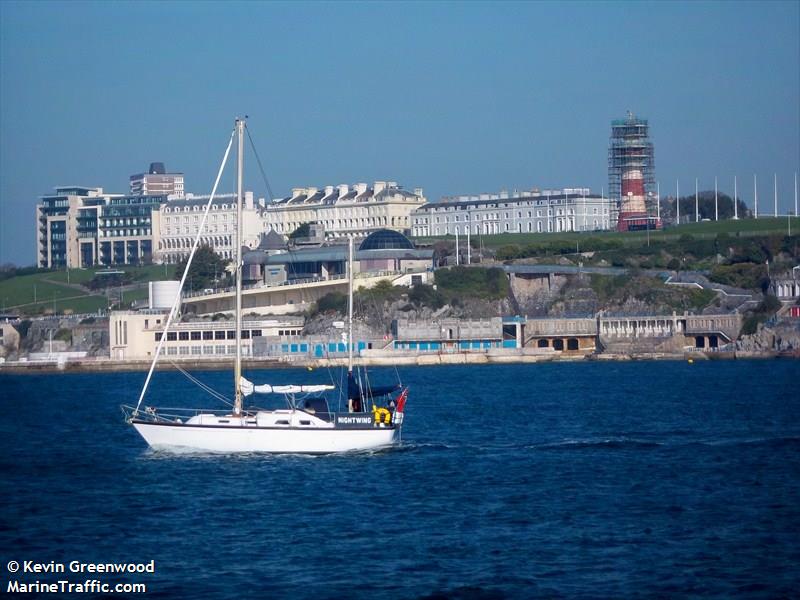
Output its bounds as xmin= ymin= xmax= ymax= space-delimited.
xmin=410 ymin=188 xmax=615 ymax=237
xmin=95 ymin=195 xmax=166 ymax=266
xmin=154 ymin=192 xmax=263 ymax=264
xmin=36 ymin=186 xmax=111 ymax=268
xmin=129 ymin=162 xmax=185 ymax=198
xmin=36 ymin=186 xmax=170 ymax=268
xmin=262 ymin=181 xmax=426 ymax=239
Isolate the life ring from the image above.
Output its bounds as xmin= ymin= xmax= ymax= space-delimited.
xmin=373 ymin=407 xmax=392 ymax=425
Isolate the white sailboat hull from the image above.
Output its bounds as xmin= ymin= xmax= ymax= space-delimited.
xmin=132 ymin=421 xmax=398 ymax=454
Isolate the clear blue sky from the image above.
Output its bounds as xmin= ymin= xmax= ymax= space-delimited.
xmin=1 ymin=0 xmax=798 ymax=266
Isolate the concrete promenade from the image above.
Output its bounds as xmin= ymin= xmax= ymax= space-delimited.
xmin=0 ymin=347 xmax=766 ymax=375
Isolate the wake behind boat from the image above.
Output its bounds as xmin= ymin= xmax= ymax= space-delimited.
xmin=123 ymin=118 xmax=408 ymax=453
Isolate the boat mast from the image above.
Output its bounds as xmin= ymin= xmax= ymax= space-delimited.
xmin=233 ymin=118 xmax=245 ymax=416
xmin=348 ymin=234 xmax=354 ymax=375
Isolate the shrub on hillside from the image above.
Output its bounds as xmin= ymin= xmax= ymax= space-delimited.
xmin=409 ymin=284 xmax=445 ymax=309
xmin=434 ymin=266 xmax=509 ymax=301
xmin=496 ymin=245 xmax=522 ymax=261
xmin=709 ymin=263 xmax=768 ymax=291
xmin=313 ymin=292 xmax=347 ymax=316
xmin=357 ymin=280 xmax=404 ymax=305
xmin=87 ymin=272 xmax=134 ymax=290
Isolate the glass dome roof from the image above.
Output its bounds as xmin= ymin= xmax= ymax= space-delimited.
xmin=358 ymin=229 xmax=414 ymax=251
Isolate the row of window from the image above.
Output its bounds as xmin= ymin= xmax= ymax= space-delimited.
xmin=425 ymin=207 xmax=609 ymax=225
xmin=105 ymin=218 xmax=151 ymax=227
xmin=160 ymin=236 xmax=233 ymax=249
xmin=164 ymin=225 xmax=232 ymax=235
xmin=164 ymin=203 xmax=234 ymax=214
xmin=419 ymin=217 xmax=607 ymax=236
xmin=425 ymin=198 xmax=581 ymax=212
xmin=165 ymin=214 xmax=232 ymax=224
xmin=165 ymin=345 xmax=252 ymax=356
xmin=100 ymin=229 xmax=151 ymax=237
xmin=271 ymin=215 xmax=408 ymax=234
xmin=156 ymin=329 xmax=264 ymax=342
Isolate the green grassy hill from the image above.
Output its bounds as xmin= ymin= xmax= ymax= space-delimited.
xmin=0 ymin=264 xmax=176 ymax=316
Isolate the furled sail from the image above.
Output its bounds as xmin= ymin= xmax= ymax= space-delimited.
xmin=240 ymin=377 xmax=334 ymax=396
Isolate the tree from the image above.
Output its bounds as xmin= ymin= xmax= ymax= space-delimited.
xmin=313 ymin=292 xmax=347 ymax=315
xmin=173 ymin=244 xmax=229 ymax=291
xmin=289 ymin=223 xmax=312 ymax=240
xmin=663 ymin=192 xmax=750 ymax=222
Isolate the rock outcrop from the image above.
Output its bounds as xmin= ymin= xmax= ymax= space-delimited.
xmin=736 ymin=318 xmax=800 ymax=353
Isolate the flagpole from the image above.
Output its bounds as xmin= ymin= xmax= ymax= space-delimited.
xmin=774 ymin=173 xmax=778 ymax=217
xmin=467 ymin=225 xmax=471 ymax=265
xmin=754 ymin=174 xmax=758 ymax=219
xmin=657 ymin=181 xmax=660 ymax=220
xmin=714 ymin=176 xmax=718 ymax=221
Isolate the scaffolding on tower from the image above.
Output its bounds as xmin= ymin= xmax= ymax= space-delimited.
xmin=609 ymin=112 xmax=661 ymax=232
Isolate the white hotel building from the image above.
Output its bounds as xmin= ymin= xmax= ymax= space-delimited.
xmin=262 ymin=181 xmax=426 ymax=239
xmin=153 ymin=192 xmax=265 ymax=264
xmin=411 ymin=189 xmax=616 ymax=237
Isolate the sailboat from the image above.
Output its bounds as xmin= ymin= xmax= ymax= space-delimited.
xmin=123 ymin=118 xmax=407 ymax=453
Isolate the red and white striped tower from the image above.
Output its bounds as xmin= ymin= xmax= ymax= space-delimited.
xmin=609 ymin=112 xmax=659 ymax=231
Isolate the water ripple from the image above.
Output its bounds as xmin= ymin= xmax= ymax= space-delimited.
xmin=1 ymin=360 xmax=799 ymax=598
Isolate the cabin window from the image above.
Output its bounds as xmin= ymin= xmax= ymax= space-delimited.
xmin=227 ymin=330 xmax=236 ymax=340
xmin=203 ymin=331 xmax=213 ymax=340
xmin=300 ymin=420 xmax=311 ymax=426
xmin=179 ymin=331 xmax=189 ymax=341
xmin=215 ymin=331 xmax=225 ymax=340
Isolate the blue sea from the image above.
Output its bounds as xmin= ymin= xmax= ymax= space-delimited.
xmin=1 ymin=360 xmax=799 ymax=599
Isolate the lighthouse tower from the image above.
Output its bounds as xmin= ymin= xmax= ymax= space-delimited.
xmin=609 ymin=112 xmax=660 ymax=231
